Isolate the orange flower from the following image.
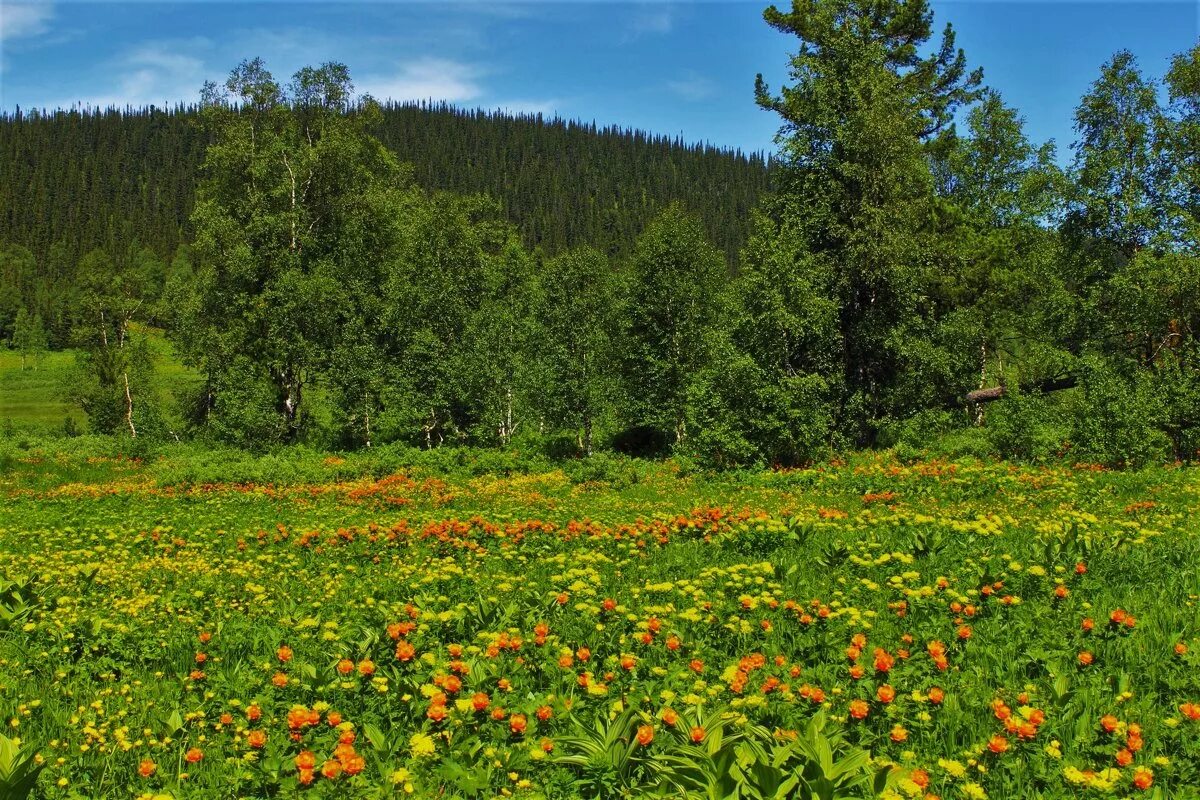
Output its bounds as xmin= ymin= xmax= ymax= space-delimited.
xmin=195 ymin=651 xmax=207 ymax=664
xmin=873 ymin=648 xmax=894 ymax=673
xmin=427 ymin=704 xmax=447 ymax=723
xmin=620 ymin=655 xmax=637 ymax=671
xmin=602 ymin=598 xmax=617 ymax=612
xmin=890 ymin=725 xmax=908 ymax=742
xmin=510 ymin=713 xmax=527 ymax=735
xmin=690 ymin=725 xmax=705 ymax=743
xmin=321 ymin=759 xmax=342 ymax=780
xmin=1115 ymin=748 xmax=1133 ymax=767
xmin=337 ymin=658 xmax=354 ymax=675
xmin=295 ymin=751 xmax=317 ymax=771
xmin=1082 ymin=617 xmax=1095 ymax=632
xmin=219 ymin=713 xmax=233 ymax=725
xmin=198 ymin=631 xmax=212 ymax=644
xmin=577 ymin=646 xmax=591 ymax=662
xmin=536 ymin=705 xmax=553 ymax=722
xmin=395 ymin=641 xmax=416 ymax=662
xmin=849 ymin=700 xmax=869 ymax=720
xmin=184 ymin=748 xmax=203 ymax=763
xmin=540 ymin=737 xmax=555 ymax=752
xmin=876 ymin=685 xmax=895 ymax=704
xmin=1180 ymin=702 xmax=1200 ymax=721
xmin=661 ymin=708 xmax=679 ymax=727
xmin=1132 ymin=767 xmax=1153 ymax=790
xmin=689 ymin=659 xmax=704 ymax=673
xmin=666 ymin=635 xmax=681 ymax=651
xmin=636 ymin=724 xmax=654 ymax=746
xmin=1078 ymin=651 xmax=1094 ymax=666
xmin=272 ymin=672 xmax=289 ymax=688
xmin=342 ymin=754 xmax=365 ymax=776
xmin=327 ymin=711 xmax=343 ymax=727
xmin=138 ymin=759 xmax=157 ymax=778
xmin=988 ymin=735 xmax=1008 ymax=754
xmin=277 ymin=646 xmax=293 ymax=663
xmin=471 ymin=692 xmax=490 ymax=712
xmin=928 ymin=687 xmax=945 ymax=704
xmin=298 ymin=768 xmax=314 ymax=786
xmin=911 ymin=769 xmax=930 ymax=789
xmin=1100 ymin=714 xmax=1119 ymax=733
xmin=1175 ymin=642 xmax=1189 ymax=657
xmin=247 ymin=704 xmax=262 ymax=721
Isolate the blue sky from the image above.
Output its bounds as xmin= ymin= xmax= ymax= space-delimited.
xmin=0 ymin=1 xmax=1196 ymax=160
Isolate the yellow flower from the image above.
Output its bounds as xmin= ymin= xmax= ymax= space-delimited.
xmin=409 ymin=733 xmax=436 ymax=758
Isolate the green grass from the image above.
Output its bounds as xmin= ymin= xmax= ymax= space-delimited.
xmin=0 ymin=448 xmax=1197 ymax=798
xmin=0 ymin=349 xmax=83 ymax=430
xmin=0 ymin=329 xmax=201 ymax=433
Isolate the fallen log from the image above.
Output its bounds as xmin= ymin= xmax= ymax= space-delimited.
xmin=963 ymin=376 xmax=1078 ymax=406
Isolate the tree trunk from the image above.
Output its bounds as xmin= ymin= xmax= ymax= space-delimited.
xmin=962 ymin=376 xmax=1078 ymax=406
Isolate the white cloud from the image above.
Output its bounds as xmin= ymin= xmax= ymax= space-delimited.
xmin=667 ymin=71 xmax=715 ymax=102
xmin=49 ymin=41 xmax=211 ymax=110
xmin=623 ymin=5 xmax=675 ymax=42
xmin=0 ymin=2 xmax=53 ymax=42
xmin=358 ymin=57 xmax=483 ymax=104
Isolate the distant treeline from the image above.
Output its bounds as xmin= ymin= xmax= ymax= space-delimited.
xmin=0 ymin=101 xmax=770 ymax=267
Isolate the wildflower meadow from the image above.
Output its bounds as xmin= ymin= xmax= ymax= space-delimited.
xmin=0 ymin=443 xmax=1197 ymax=799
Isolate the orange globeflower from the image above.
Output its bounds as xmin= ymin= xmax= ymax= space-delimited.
xmin=272 ymin=672 xmax=289 ymax=688
xmin=138 ymin=759 xmax=157 ymax=778
xmin=277 ymin=646 xmax=293 ymax=663
xmin=321 ymin=759 xmax=343 ymax=780
xmin=195 ymin=651 xmax=208 ymax=664
xmin=1180 ymin=702 xmax=1200 ymax=721
xmin=928 ymin=687 xmax=945 ymax=704
xmin=602 ymin=598 xmax=617 ymax=612
xmin=690 ymin=725 xmax=705 ymax=743
xmin=357 ymin=658 xmax=376 ymax=676
xmin=1100 ymin=715 xmax=1120 ymax=733
xmin=327 ymin=711 xmax=343 ymax=727
xmin=849 ymin=700 xmax=869 ymax=720
xmin=689 ymin=659 xmax=704 ymax=674
xmin=988 ymin=735 xmax=1009 ymax=754
xmin=890 ymin=725 xmax=908 ymax=743
xmin=295 ymin=751 xmax=317 ymax=771
xmin=577 ymin=647 xmax=591 ymax=662
xmin=510 ymin=713 xmax=528 ymax=735
xmin=337 ymin=658 xmax=354 ymax=675
xmin=247 ymin=729 xmax=267 ymax=748
xmin=472 ymin=692 xmax=490 ymax=712
xmin=198 ymin=631 xmax=212 ymax=644
xmin=1132 ymin=767 xmax=1153 ymax=790
xmin=343 ymin=754 xmax=366 ymax=776
xmin=247 ymin=704 xmax=262 ymax=721
xmin=661 ymin=708 xmax=679 ymax=727
xmin=219 ymin=713 xmax=234 ymax=726
xmin=636 ymin=724 xmax=655 ymax=746
xmin=876 ymin=685 xmax=896 ymax=704
xmin=184 ymin=748 xmax=203 ymax=763
xmin=1078 ymin=651 xmax=1094 ymax=666
xmin=1082 ymin=618 xmax=1095 ymax=632
xmin=536 ymin=705 xmax=553 ymax=722
xmin=395 ymin=641 xmax=416 ymax=662
xmin=298 ymin=769 xmax=315 ymax=786
xmin=1175 ymin=642 xmax=1189 ymax=656
xmin=427 ymin=704 xmax=447 ymax=723
xmin=540 ymin=737 xmax=555 ymax=753
xmin=620 ymin=655 xmax=637 ymax=671
xmin=911 ymin=769 xmax=930 ymax=789
xmin=1115 ymin=748 xmax=1134 ymax=767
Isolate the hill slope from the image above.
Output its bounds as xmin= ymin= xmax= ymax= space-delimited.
xmin=0 ymin=102 xmax=773 ymax=265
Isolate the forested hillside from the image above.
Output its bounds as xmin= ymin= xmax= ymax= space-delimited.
xmin=0 ymin=102 xmax=770 ymax=265
xmin=2 ymin=0 xmax=1198 ymax=470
